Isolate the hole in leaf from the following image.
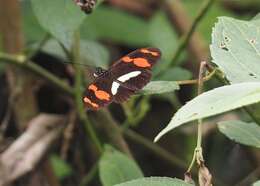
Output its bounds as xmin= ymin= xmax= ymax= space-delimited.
xmin=224 ymin=36 xmax=231 ymax=43
xmin=219 ymin=42 xmax=229 ymax=51
xmin=249 ymin=73 xmax=257 ymax=78
xmin=249 ymin=39 xmax=256 ymax=44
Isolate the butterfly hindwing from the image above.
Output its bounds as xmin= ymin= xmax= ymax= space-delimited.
xmin=83 ymin=76 xmax=113 ymax=110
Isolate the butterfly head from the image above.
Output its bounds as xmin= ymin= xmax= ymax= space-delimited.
xmin=93 ymin=67 xmax=108 ymax=78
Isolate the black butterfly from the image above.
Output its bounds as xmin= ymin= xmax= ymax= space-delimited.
xmin=83 ymin=48 xmax=161 ymax=110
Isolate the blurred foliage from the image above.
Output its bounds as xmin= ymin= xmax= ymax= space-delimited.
xmin=50 ymin=154 xmax=73 ymax=180
xmin=0 ymin=0 xmax=259 ymax=185
xmin=218 ymin=120 xmax=260 ymax=148
xmin=99 ymin=146 xmax=144 ymax=186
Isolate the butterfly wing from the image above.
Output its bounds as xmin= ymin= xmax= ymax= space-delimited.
xmin=108 ymin=48 xmax=161 ymax=103
xmin=83 ymin=47 xmax=161 ymax=110
xmin=83 ymin=75 xmax=113 ymax=110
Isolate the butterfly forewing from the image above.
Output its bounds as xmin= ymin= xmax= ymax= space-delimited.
xmin=109 ymin=48 xmax=161 ymax=103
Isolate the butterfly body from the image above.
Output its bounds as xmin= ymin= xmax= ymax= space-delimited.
xmin=83 ymin=48 xmax=161 ymax=110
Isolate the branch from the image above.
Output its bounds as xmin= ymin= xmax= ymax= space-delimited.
xmin=160 ymin=0 xmax=214 ymax=75
xmin=0 ymin=114 xmax=66 ymax=185
xmin=72 ymin=31 xmax=103 ymax=154
xmin=0 ymin=53 xmax=74 ymax=96
xmin=123 ymin=129 xmax=193 ymax=172
xmin=89 ymin=109 xmax=133 ymax=157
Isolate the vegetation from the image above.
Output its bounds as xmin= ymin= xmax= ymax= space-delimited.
xmin=0 ymin=0 xmax=259 ymax=186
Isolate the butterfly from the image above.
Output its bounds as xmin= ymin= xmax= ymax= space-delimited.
xmin=83 ymin=48 xmax=161 ymax=110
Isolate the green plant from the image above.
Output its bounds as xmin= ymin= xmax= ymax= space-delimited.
xmin=0 ymin=0 xmax=260 ymax=186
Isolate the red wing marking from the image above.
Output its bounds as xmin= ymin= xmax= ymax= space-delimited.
xmin=133 ymin=58 xmax=151 ymax=67
xmin=122 ymin=56 xmax=151 ymax=68
xmin=140 ymin=49 xmax=159 ymax=56
xmin=88 ymin=84 xmax=111 ymax=101
xmin=122 ymin=56 xmax=133 ymax=63
xmin=83 ymin=97 xmax=99 ymax=108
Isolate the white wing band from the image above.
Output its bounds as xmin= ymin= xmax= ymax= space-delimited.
xmin=111 ymin=71 xmax=141 ymax=95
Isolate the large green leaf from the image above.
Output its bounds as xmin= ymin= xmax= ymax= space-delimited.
xmin=253 ymin=180 xmax=260 ymax=186
xmin=155 ymin=82 xmax=260 ymax=142
xmin=141 ymin=81 xmax=179 ymax=95
xmin=210 ymin=17 xmax=260 ymax=83
xmin=99 ymin=146 xmax=143 ymax=186
xmin=31 ymin=0 xmax=86 ymax=49
xmin=218 ymin=120 xmax=260 ymax=148
xmin=114 ymin=177 xmax=192 ymax=186
xmin=81 ymin=6 xmax=149 ymax=46
xmin=148 ymin=11 xmax=178 ymax=62
xmin=22 ymin=1 xmax=46 ymax=44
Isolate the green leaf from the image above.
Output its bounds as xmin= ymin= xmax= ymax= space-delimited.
xmin=183 ymin=1 xmax=234 ymax=43
xmin=140 ymin=81 xmax=179 ymax=95
xmin=41 ymin=39 xmax=109 ymax=68
xmin=81 ymin=6 xmax=149 ymax=46
xmin=114 ymin=177 xmax=192 ymax=186
xmin=210 ymin=17 xmax=260 ymax=83
xmin=252 ymin=13 xmax=260 ymax=21
xmin=218 ymin=120 xmax=260 ymax=148
xmin=99 ymin=146 xmax=144 ymax=186
xmin=148 ymin=11 xmax=178 ymax=62
xmin=50 ymin=154 xmax=73 ymax=179
xmin=22 ymin=1 xmax=46 ymax=44
xmin=80 ymin=40 xmax=110 ymax=68
xmin=253 ymin=180 xmax=260 ymax=186
xmin=156 ymin=67 xmax=192 ymax=81
xmin=31 ymin=0 xmax=86 ymax=49
xmin=155 ymin=82 xmax=260 ymax=142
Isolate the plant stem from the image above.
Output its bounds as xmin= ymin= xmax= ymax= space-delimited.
xmin=156 ymin=0 xmax=214 ymax=77
xmin=26 ymin=33 xmax=50 ymax=60
xmin=176 ymin=68 xmax=216 ymax=85
xmin=173 ymin=0 xmax=214 ymax=64
xmin=72 ymin=31 xmax=103 ymax=154
xmin=0 ymin=52 xmax=74 ymax=95
xmin=123 ymin=128 xmax=192 ymax=172
xmin=186 ymin=61 xmax=207 ymax=173
xmin=80 ymin=163 xmax=98 ymax=186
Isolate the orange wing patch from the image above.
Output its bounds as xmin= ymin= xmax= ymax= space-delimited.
xmin=122 ymin=56 xmax=151 ymax=68
xmin=140 ymin=49 xmax=159 ymax=56
xmin=88 ymin=84 xmax=111 ymax=101
xmin=122 ymin=56 xmax=133 ymax=63
xmin=133 ymin=58 xmax=151 ymax=67
xmin=83 ymin=97 xmax=99 ymax=108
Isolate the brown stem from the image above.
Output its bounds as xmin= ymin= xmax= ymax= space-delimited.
xmin=0 ymin=0 xmax=38 ymax=130
xmin=89 ymin=109 xmax=133 ymax=157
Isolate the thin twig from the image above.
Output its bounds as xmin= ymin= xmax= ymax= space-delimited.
xmin=172 ymin=0 xmax=214 ymax=64
xmin=61 ymin=111 xmax=77 ymax=159
xmin=176 ymin=68 xmax=216 ymax=85
xmin=186 ymin=61 xmax=207 ymax=173
xmin=80 ymin=163 xmax=99 ymax=186
xmin=0 ymin=53 xmax=74 ymax=95
xmin=26 ymin=33 xmax=51 ymax=60
xmin=123 ymin=129 xmax=194 ymax=172
xmin=157 ymin=0 xmax=214 ymax=76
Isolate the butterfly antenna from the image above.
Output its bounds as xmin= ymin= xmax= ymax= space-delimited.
xmin=57 ymin=60 xmax=95 ymax=69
